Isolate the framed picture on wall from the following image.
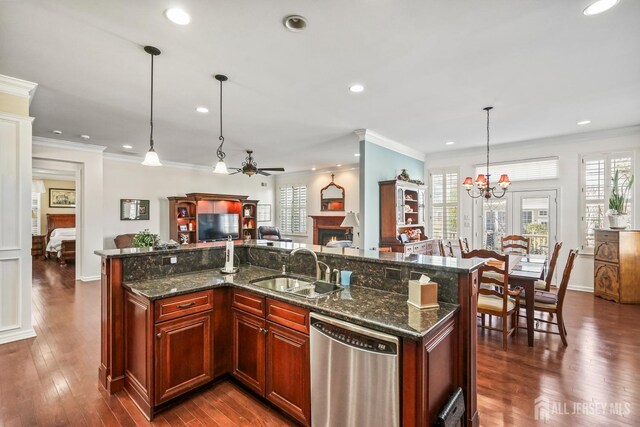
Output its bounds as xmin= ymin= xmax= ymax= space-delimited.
xmin=120 ymin=199 xmax=150 ymax=220
xmin=49 ymin=188 xmax=76 ymax=208
xmin=257 ymin=204 xmax=271 ymax=222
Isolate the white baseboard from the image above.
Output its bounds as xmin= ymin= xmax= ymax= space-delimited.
xmin=568 ymin=285 xmax=594 ymax=293
xmin=0 ymin=328 xmax=37 ymax=345
xmin=80 ymin=275 xmax=101 ymax=282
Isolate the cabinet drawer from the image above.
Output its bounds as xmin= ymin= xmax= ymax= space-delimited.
xmin=154 ymin=290 xmax=214 ymax=323
xmin=233 ymin=289 xmax=266 ymax=317
xmin=594 ymin=240 xmax=619 ymax=263
xmin=595 ymin=230 xmax=619 ymax=242
xmin=594 ymin=262 xmax=619 ymax=297
xmin=413 ymin=242 xmax=427 ymax=254
xmin=266 ymin=298 xmax=309 ymax=334
xmin=404 ymin=245 xmax=414 ymax=254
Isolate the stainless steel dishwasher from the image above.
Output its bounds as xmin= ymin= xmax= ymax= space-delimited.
xmin=310 ymin=312 xmax=400 ymax=427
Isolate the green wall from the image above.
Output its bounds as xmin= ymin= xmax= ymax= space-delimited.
xmin=359 ymin=140 xmax=424 ymax=250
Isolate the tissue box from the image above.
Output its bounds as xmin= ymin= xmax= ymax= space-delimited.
xmin=408 ymin=279 xmax=439 ymax=309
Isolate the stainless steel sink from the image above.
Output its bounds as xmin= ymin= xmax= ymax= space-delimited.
xmin=250 ymin=275 xmax=341 ymax=299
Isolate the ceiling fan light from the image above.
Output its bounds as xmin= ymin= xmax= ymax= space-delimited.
xmin=213 ymin=160 xmax=229 ymax=174
xmin=142 ymin=147 xmax=162 ymax=166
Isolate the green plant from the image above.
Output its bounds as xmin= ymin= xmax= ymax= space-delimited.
xmin=609 ymin=169 xmax=635 ymax=214
xmin=524 ymin=222 xmax=548 ymax=235
xmin=132 ymin=229 xmax=157 ymax=247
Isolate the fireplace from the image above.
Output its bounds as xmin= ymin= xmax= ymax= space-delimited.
xmin=309 ymin=215 xmax=347 ymax=245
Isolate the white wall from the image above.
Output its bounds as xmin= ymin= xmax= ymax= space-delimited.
xmin=274 ymin=167 xmax=361 ymax=248
xmin=425 ymin=126 xmax=640 ymax=291
xmin=32 ymin=138 xmax=105 ymax=281
xmin=102 ymin=156 xmax=275 ymax=248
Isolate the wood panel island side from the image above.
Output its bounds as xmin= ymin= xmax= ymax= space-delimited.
xmin=96 ymin=241 xmax=482 ymax=426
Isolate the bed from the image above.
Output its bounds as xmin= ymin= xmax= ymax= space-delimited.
xmin=46 ymin=214 xmax=76 ymax=265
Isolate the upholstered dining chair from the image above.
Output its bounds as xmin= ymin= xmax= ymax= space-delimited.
xmin=458 ymin=237 xmax=470 ymax=253
xmin=462 ymin=249 xmax=521 ymax=351
xmin=501 ymin=234 xmax=531 ymax=254
xmin=518 ymin=249 xmax=578 ymax=346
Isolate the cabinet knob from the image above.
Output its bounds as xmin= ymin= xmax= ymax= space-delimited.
xmin=260 ymin=328 xmax=268 ymax=334
xmin=156 ymin=332 xmax=162 ymax=339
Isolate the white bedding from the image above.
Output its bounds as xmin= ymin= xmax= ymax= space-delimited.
xmin=47 ymin=228 xmax=76 ymax=257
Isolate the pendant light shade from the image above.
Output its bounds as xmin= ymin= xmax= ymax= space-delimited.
xmin=213 ymin=74 xmax=229 ymax=174
xmin=142 ymin=45 xmax=162 ymax=167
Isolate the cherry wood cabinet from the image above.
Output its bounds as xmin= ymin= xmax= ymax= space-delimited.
xmin=123 ymin=289 xmax=215 ymax=420
xmin=232 ymin=290 xmax=311 ymax=426
xmin=232 ymin=309 xmax=266 ymax=395
xmin=379 ymin=180 xmax=430 ymax=253
xmin=594 ymin=229 xmax=640 ymax=303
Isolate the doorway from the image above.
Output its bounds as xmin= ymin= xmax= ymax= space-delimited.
xmin=475 ymin=190 xmax=558 ymax=256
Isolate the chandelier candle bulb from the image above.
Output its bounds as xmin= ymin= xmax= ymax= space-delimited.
xmin=408 ymin=275 xmax=439 ymax=310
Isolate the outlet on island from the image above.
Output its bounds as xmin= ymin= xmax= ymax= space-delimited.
xmin=162 ymin=256 xmax=178 ymax=265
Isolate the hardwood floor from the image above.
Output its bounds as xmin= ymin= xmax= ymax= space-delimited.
xmin=1 ymin=259 xmax=638 ymax=426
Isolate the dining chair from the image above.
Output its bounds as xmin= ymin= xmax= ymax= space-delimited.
xmin=518 ymin=249 xmax=578 ymax=346
xmin=501 ymin=234 xmax=531 ymax=254
xmin=535 ymin=242 xmax=563 ymax=291
xmin=462 ymin=249 xmax=521 ymax=351
xmin=438 ymin=240 xmax=454 ymax=257
xmin=458 ymin=237 xmax=470 ymax=253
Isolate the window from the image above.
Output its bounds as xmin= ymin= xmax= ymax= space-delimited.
xmin=538 ymin=210 xmax=548 ymax=217
xmin=581 ymin=152 xmax=634 ymax=250
xmin=279 ymin=185 xmax=307 ymax=234
xmin=430 ymin=168 xmax=458 ymax=239
xmin=31 ymin=192 xmax=41 ymax=235
xmin=475 ymin=157 xmax=559 ymax=182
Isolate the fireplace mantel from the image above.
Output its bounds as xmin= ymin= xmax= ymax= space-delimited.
xmin=309 ymin=215 xmax=347 ymax=245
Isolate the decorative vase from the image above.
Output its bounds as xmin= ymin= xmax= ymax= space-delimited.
xmin=606 ymin=210 xmax=629 ymax=229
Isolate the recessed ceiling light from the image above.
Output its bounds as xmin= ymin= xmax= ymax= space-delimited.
xmin=577 ymin=120 xmax=591 ymax=125
xmin=80 ymin=134 xmax=90 ymax=140
xmin=164 ymin=8 xmax=191 ymax=25
xmin=336 ymin=164 xmax=342 ymax=167
xmin=311 ymin=167 xmax=316 ymax=171
xmin=52 ymin=130 xmax=62 ymax=135
xmin=354 ymin=153 xmax=361 ymax=157
xmin=196 ymin=106 xmax=209 ymax=113
xmin=349 ymin=84 xmax=364 ymax=93
xmin=122 ymin=145 xmax=133 ymax=149
xmin=583 ymin=0 xmax=619 ymax=15
xmin=283 ymin=15 xmax=308 ymax=32
xmin=445 ymin=141 xmax=455 ymax=145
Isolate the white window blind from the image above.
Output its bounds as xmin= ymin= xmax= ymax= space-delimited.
xmin=279 ymin=185 xmax=307 ymax=234
xmin=581 ymin=152 xmax=634 ymax=250
xmin=475 ymin=157 xmax=559 ymax=182
xmin=430 ymin=168 xmax=458 ymax=240
xmin=31 ymin=192 xmax=41 ymax=235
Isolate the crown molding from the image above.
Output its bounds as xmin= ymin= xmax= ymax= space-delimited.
xmin=355 ymin=129 xmax=425 ymax=162
xmin=0 ymin=74 xmax=38 ymax=103
xmin=33 ymin=136 xmax=107 ymax=153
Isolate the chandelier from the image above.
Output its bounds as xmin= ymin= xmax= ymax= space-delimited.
xmin=462 ymin=107 xmax=511 ymax=199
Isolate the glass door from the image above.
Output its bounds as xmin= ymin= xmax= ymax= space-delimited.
xmin=476 ymin=190 xmax=557 ymax=256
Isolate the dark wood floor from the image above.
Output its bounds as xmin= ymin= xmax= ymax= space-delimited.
xmin=0 ymin=259 xmax=638 ymax=426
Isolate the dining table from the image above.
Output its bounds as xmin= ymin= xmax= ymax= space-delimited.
xmin=506 ymin=253 xmax=547 ymax=347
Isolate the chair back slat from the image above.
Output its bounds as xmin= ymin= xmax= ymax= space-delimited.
xmin=543 ymin=242 xmax=563 ymax=290
xmin=445 ymin=241 xmax=454 ymax=257
xmin=556 ymin=249 xmax=578 ymax=309
xmin=458 ymin=237 xmax=470 ymax=253
xmin=501 ymin=234 xmax=531 ymax=254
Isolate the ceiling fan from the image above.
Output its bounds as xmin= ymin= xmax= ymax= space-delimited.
xmin=229 ymin=150 xmax=285 ymax=177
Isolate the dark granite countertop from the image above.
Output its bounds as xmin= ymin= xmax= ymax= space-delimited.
xmin=124 ymin=265 xmax=459 ymax=341
xmin=96 ymin=240 xmax=483 ymax=274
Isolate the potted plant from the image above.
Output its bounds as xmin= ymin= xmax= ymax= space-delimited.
xmin=132 ymin=229 xmax=158 ymax=247
xmin=607 ymin=169 xmax=634 ymax=229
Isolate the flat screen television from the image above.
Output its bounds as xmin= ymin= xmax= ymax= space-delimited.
xmin=198 ymin=213 xmax=240 ymax=241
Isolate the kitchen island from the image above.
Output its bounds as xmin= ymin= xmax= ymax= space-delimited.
xmin=96 ymin=241 xmax=483 ymax=426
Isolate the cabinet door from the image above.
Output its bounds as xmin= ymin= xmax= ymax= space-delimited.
xmin=418 ymin=188 xmax=426 ymax=225
xmin=265 ymin=322 xmax=310 ymax=426
xmin=155 ymin=311 xmax=213 ymax=404
xmin=233 ymin=309 xmax=266 ymax=395
xmin=594 ymin=262 xmax=620 ymax=300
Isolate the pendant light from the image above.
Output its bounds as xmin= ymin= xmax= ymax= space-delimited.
xmin=462 ymin=107 xmax=511 ymax=198
xmin=141 ymin=46 xmax=162 ymax=166
xmin=213 ymin=74 xmax=229 ymax=174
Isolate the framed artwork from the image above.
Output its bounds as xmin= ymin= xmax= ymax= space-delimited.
xmin=120 ymin=199 xmax=150 ymax=220
xmin=257 ymin=204 xmax=271 ymax=222
xmin=49 ymin=188 xmax=76 ymax=208
xmin=179 ymin=224 xmax=188 ymax=231
xmin=177 ymin=207 xmax=188 ymax=218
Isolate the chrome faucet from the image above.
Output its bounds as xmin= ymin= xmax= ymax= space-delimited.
xmin=290 ymin=247 xmax=328 ymax=281
xmin=332 ymin=269 xmax=341 ymax=285
xmin=317 ymin=261 xmax=331 ymax=282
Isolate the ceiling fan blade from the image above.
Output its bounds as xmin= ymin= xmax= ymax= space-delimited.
xmin=258 ymin=168 xmax=285 ymax=172
xmin=258 ymin=171 xmax=272 ymax=176
xmin=228 ymin=169 xmax=243 ymax=175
